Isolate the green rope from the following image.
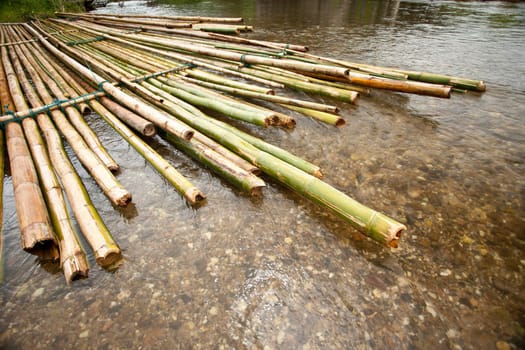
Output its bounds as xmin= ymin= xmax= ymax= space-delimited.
xmin=0 ymin=91 xmax=104 ymax=129
xmin=239 ymin=54 xmax=251 ymax=67
xmin=131 ymin=64 xmax=197 ymax=83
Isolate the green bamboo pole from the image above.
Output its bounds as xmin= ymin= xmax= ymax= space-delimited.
xmin=280 ymin=104 xmax=346 ymax=128
xmin=178 ymin=76 xmax=339 ymax=114
xmin=118 ymin=78 xmax=406 ymax=246
xmin=165 ymin=132 xmax=266 ymax=196
xmin=36 ymin=44 xmax=205 ymax=206
xmin=57 ymin=12 xmax=244 ymax=24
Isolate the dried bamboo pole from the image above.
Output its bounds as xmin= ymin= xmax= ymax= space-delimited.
xmin=11 ymin=26 xmax=120 ymax=173
xmin=20 ymin=37 xmax=156 ymax=138
xmin=0 ymin=28 xmax=59 ymax=261
xmin=51 ymin=18 xmax=351 ymax=78
xmin=48 ymin=19 xmax=284 ymax=89
xmin=0 ymin=69 xmax=5 ymax=283
xmin=56 ymin=12 xmax=244 ymax=24
xmin=280 ymin=104 xmax=346 ymax=128
xmin=4 ymin=26 xmax=122 ymax=271
xmin=27 ymin=22 xmax=195 ymax=142
xmin=6 ymin=28 xmax=132 ymax=208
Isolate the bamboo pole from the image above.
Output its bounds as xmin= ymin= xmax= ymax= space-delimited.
xmin=118 ymin=76 xmax=406 ymax=246
xmin=1 ymin=28 xmax=59 ymax=261
xmin=41 ymin=51 xmax=205 ymax=205
xmin=11 ymin=26 xmax=120 ymax=173
xmin=27 ymin=22 xmax=195 ymax=143
xmin=56 ymin=12 xmax=244 ymax=24
xmin=178 ymin=76 xmax=340 ymax=114
xmin=5 ymin=26 xmax=125 ymax=273
xmin=6 ymin=27 xmax=132 ymax=208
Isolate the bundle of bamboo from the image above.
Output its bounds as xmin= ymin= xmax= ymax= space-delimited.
xmin=0 ymin=13 xmax=486 ymax=284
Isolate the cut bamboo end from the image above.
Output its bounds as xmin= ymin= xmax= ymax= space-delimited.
xmin=142 ymin=124 xmax=156 ymax=137
xmin=184 ymin=187 xmax=207 ymax=206
xmin=109 ymin=188 xmax=132 ymax=207
xmin=386 ymin=225 xmax=405 ymax=248
xmin=21 ymin=226 xmax=59 ymax=260
xmin=182 ymin=129 xmax=194 ymax=141
xmin=335 ymin=118 xmax=346 ymax=128
xmin=95 ymin=244 xmax=122 ymax=268
xmin=477 ymin=81 xmax=486 ymax=92
xmin=61 ymin=252 xmax=89 ymax=284
xmin=365 ymin=211 xmax=407 ymax=248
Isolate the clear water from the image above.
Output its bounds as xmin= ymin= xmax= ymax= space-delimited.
xmin=1 ymin=0 xmax=524 ymax=349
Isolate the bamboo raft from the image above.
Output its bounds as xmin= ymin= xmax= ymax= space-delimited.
xmin=0 ymin=14 xmax=485 ymax=284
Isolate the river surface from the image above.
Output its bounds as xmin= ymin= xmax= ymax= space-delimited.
xmin=1 ymin=0 xmax=524 ymax=349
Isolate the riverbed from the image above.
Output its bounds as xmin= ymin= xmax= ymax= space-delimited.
xmin=1 ymin=0 xmax=524 ymax=349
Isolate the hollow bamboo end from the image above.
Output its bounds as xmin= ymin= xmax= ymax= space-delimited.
xmin=350 ymin=92 xmax=360 ymax=105
xmin=386 ymin=224 xmax=406 ymax=248
xmin=335 ymin=118 xmax=346 ymax=128
xmin=142 ymin=124 xmax=157 ymax=137
xmin=114 ymin=190 xmax=132 ymax=207
xmin=62 ymin=253 xmax=89 ymax=285
xmin=95 ymin=245 xmax=122 ymax=268
xmin=185 ymin=187 xmax=207 ymax=206
xmin=24 ymin=241 xmax=60 ymax=261
xmin=477 ymin=81 xmax=486 ymax=92
xmin=266 ymin=89 xmax=275 ymax=95
xmin=183 ymin=129 xmax=194 ymax=141
xmin=108 ymin=163 xmax=120 ymax=173
xmin=80 ymin=105 xmax=92 ymax=116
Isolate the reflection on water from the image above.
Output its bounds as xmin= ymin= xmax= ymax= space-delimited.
xmin=1 ymin=0 xmax=524 ymax=349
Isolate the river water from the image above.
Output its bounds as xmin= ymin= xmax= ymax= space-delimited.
xmin=1 ymin=0 xmax=524 ymax=349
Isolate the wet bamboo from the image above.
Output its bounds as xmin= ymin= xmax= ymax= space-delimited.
xmin=4 ymin=27 xmax=121 ymax=268
xmin=281 ymin=104 xmax=346 ymax=128
xmin=5 ymin=27 xmax=123 ymax=268
xmin=11 ymin=26 xmax=120 ymax=173
xmin=1 ymin=29 xmax=59 ymax=260
xmin=7 ymin=29 xmax=132 ymax=208
xmin=165 ymin=132 xmax=266 ymax=196
xmin=51 ymin=19 xmax=351 ymax=78
xmin=50 ymin=31 xmax=288 ymax=129
xmin=99 ymin=97 xmax=156 ymax=137
xmin=138 ymin=80 xmax=323 ymax=178
xmin=191 ymin=24 xmax=240 ymax=35
xmin=26 ymin=22 xmax=195 ymax=142
xmin=121 ymin=77 xmax=406 ymax=246
xmin=148 ymin=77 xmax=286 ymax=127
xmin=41 ymin=47 xmax=204 ymax=206
xmin=71 ymin=14 xmax=193 ymax=29
xmin=84 ymin=95 xmax=206 ymax=205
xmin=178 ymin=76 xmax=340 ymax=114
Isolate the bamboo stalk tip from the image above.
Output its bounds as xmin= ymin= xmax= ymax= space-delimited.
xmin=185 ymin=188 xmax=207 ymax=206
xmin=183 ymin=130 xmax=195 ymax=141
xmin=250 ymin=186 xmax=265 ymax=197
xmin=335 ymin=118 xmax=346 ymax=128
xmin=477 ymin=81 xmax=486 ymax=92
xmin=143 ymin=124 xmax=157 ymax=137
xmin=386 ymin=224 xmax=406 ymax=248
xmin=96 ymin=248 xmax=122 ymax=269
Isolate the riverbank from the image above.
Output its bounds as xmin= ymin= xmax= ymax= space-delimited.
xmin=0 ymin=0 xmax=84 ymax=22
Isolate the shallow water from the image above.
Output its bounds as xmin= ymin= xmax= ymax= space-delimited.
xmin=1 ymin=0 xmax=524 ymax=349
